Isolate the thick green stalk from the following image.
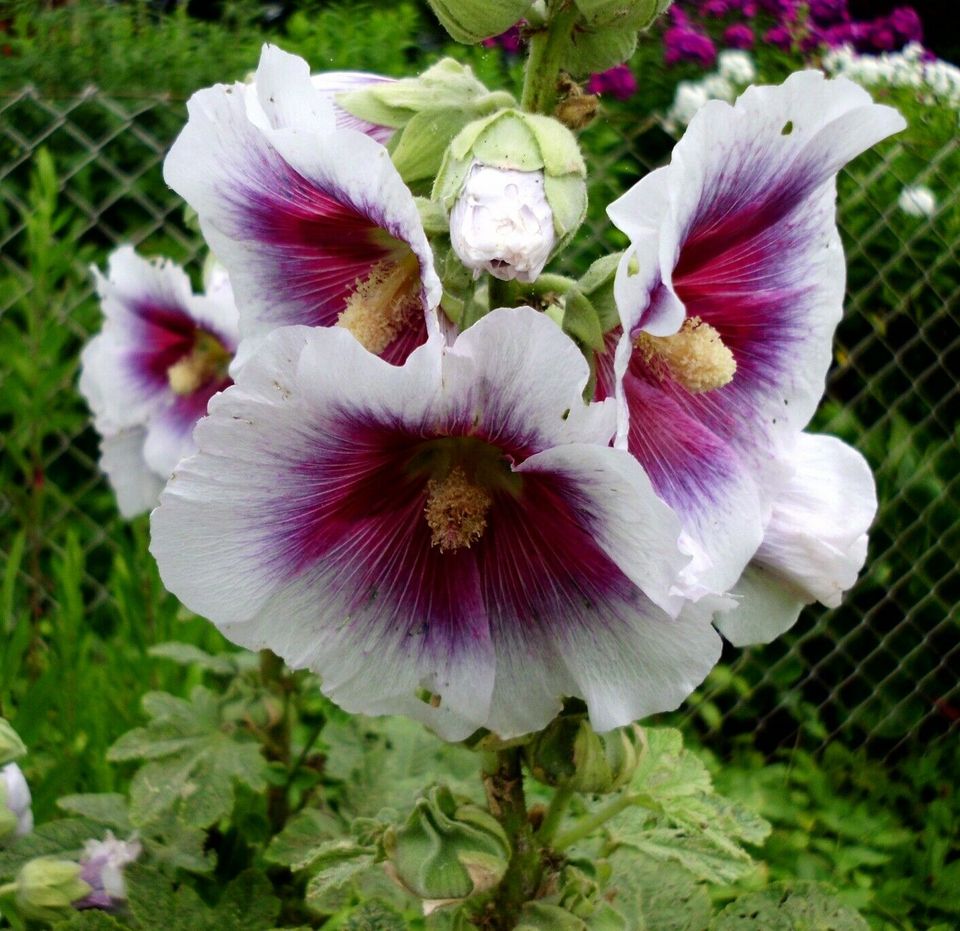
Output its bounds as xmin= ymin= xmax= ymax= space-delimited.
xmin=520 ymin=3 xmax=579 ymax=114
xmin=551 ymin=792 xmax=643 ymax=851
xmin=480 ymin=748 xmax=542 ymax=929
xmin=535 ymin=784 xmax=575 ymax=846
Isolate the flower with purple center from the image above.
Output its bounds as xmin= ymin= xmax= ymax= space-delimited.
xmin=80 ymin=247 xmax=239 ymax=517
xmin=73 ymin=833 xmax=141 ymax=911
xmin=164 ymin=45 xmax=442 ymax=365
xmin=151 ymin=309 xmax=724 ymax=740
xmin=604 ymin=71 xmax=904 ymax=604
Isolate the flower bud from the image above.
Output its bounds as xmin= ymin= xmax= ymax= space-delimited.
xmin=524 ymin=715 xmax=645 ymax=794
xmin=0 ymin=719 xmax=26 ymax=767
xmin=435 ymin=109 xmax=587 ymax=282
xmin=13 ymin=858 xmax=91 ymax=922
xmin=426 ymin=0 xmax=533 ymax=44
xmin=73 ymin=832 xmax=142 ymax=910
xmin=0 ymin=763 xmax=33 ymax=842
xmin=383 ymin=785 xmax=509 ymax=909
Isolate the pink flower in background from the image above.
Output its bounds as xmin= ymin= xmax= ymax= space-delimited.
xmin=723 ymin=24 xmax=755 ymax=49
xmin=586 ymin=65 xmax=637 ymax=100
xmin=665 ymin=26 xmax=717 ymax=67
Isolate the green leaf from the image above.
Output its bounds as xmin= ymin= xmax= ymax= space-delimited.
xmin=619 ymin=824 xmax=757 ymax=885
xmin=264 ymin=808 xmax=345 ymax=869
xmin=0 ymin=819 xmax=99 ymax=880
xmin=148 ymin=643 xmax=237 ymax=676
xmin=210 ymin=869 xmax=280 ymax=931
xmin=57 ymin=794 xmax=132 ymax=832
xmin=304 ymin=847 xmax=377 ymax=914
xmin=605 ymin=851 xmax=711 ymax=931
xmin=711 ymin=881 xmax=870 ymax=930
xmin=109 ymin=686 xmax=268 ymax=829
xmin=54 ymin=911 xmax=127 ymax=930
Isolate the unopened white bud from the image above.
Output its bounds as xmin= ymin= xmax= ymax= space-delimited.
xmin=1 ymin=763 xmax=33 ymax=841
xmin=449 ymin=164 xmax=555 ymax=283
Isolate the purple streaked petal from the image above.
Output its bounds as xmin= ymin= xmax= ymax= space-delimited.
xmin=311 ymin=71 xmax=396 ymax=144
xmin=99 ymin=428 xmax=165 ymax=518
xmin=164 ymin=48 xmax=440 ymax=361
xmin=152 ymin=312 xmax=697 ymax=739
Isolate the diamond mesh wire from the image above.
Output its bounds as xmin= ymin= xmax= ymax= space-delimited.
xmin=0 ymin=87 xmax=956 ymax=754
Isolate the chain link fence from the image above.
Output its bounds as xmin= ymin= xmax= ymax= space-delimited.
xmin=1 ymin=86 xmax=957 ymax=757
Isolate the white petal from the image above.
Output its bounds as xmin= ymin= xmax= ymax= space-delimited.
xmin=99 ymin=429 xmax=165 ymax=518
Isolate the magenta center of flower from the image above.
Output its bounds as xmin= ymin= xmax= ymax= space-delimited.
xmin=336 ymin=251 xmax=421 ymax=355
xmin=166 ymin=330 xmax=232 ymax=396
xmin=407 ymin=436 xmax=520 ymax=554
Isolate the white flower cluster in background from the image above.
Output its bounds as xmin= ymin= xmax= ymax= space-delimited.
xmin=822 ymin=42 xmax=960 ymax=110
xmin=898 ymin=183 xmax=937 ymax=217
xmin=665 ymin=51 xmax=756 ymax=132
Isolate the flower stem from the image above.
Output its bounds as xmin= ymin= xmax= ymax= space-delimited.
xmin=481 ymin=748 xmax=542 ymax=928
xmin=551 ymin=792 xmax=642 ymax=851
xmin=535 ymin=784 xmax=574 ymax=846
xmin=521 ymin=3 xmax=578 ymax=114
xmin=259 ymin=648 xmax=292 ymax=833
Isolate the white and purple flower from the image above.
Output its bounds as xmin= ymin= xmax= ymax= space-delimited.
xmin=604 ymin=70 xmax=904 ymax=600
xmin=151 ymin=309 xmax=723 ymax=740
xmin=80 ymin=247 xmax=239 ymax=517
xmin=715 ymin=432 xmax=877 ymax=646
xmin=73 ymin=833 xmax=141 ymax=912
xmin=0 ymin=762 xmax=33 ymax=842
xmin=164 ymin=45 xmax=441 ymax=363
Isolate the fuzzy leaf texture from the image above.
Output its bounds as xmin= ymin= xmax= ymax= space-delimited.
xmin=106 ymin=686 xmax=268 ymax=828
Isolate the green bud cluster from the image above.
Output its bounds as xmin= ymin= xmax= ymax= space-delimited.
xmin=0 ymin=720 xmax=26 ymax=767
xmin=524 ymin=714 xmax=646 ymax=794
xmin=383 ymin=784 xmax=510 ymax=909
xmin=12 ymin=858 xmax=90 ymax=922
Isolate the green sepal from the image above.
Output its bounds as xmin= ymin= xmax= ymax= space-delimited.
xmin=390 ymin=108 xmax=476 ymax=185
xmin=578 ymin=253 xmax=623 ymax=334
xmin=14 ymin=857 xmax=90 ymax=922
xmin=382 ymin=785 xmax=509 ymax=903
xmin=0 ymin=720 xmax=26 ymax=767
xmin=337 ymin=58 xmax=515 ymax=128
xmin=562 ymin=289 xmax=604 ymax=352
xmin=573 ymin=0 xmax=672 ymax=28
xmin=517 ymin=902 xmax=589 ymax=931
xmin=566 ymin=26 xmax=638 ymax=76
xmin=426 ymin=0 xmax=534 ymax=44
xmin=526 ymin=716 xmax=645 ymax=794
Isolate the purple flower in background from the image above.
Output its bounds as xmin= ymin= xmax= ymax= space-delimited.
xmin=724 ymin=23 xmax=755 ymax=49
xmin=889 ymin=6 xmax=922 ymax=43
xmin=482 ymin=24 xmax=524 ymax=54
xmin=665 ymin=26 xmax=717 ymax=67
xmin=764 ymin=25 xmax=794 ymax=48
xmin=808 ymin=0 xmax=849 ymax=26
xmin=702 ymin=0 xmax=730 ymax=16
xmin=869 ymin=21 xmax=897 ymax=51
xmin=587 ymin=65 xmax=637 ymax=100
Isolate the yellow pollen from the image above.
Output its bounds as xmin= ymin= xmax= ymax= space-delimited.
xmin=337 ymin=254 xmax=421 ymax=355
xmin=635 ymin=316 xmax=737 ymax=394
xmin=167 ymin=332 xmax=231 ymax=396
xmin=424 ymin=466 xmax=492 ymax=553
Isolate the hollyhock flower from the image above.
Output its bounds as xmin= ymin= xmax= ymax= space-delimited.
xmin=151 ymin=309 xmax=722 ymax=740
xmin=73 ymin=833 xmax=141 ymax=911
xmin=605 ymin=71 xmax=904 ymax=598
xmin=715 ymin=434 xmax=876 ymax=645
xmin=164 ymin=45 xmax=442 ymax=364
xmin=0 ymin=762 xmax=33 ymax=841
xmin=80 ymin=247 xmax=239 ymax=517
xmin=309 ymin=71 xmax=396 ymax=144
xmin=723 ymin=24 xmax=755 ymax=50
